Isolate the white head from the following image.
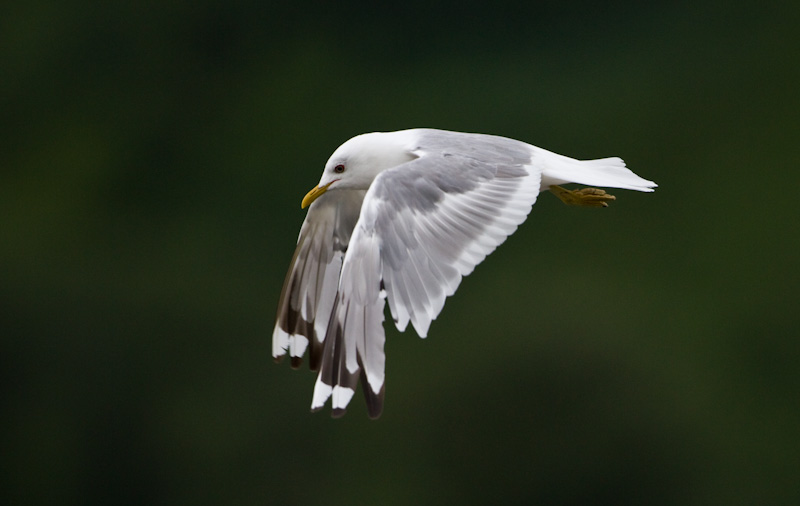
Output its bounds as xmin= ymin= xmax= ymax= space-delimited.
xmin=301 ymin=131 xmax=418 ymax=208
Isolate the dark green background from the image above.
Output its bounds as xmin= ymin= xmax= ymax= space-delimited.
xmin=3 ymin=1 xmax=798 ymax=505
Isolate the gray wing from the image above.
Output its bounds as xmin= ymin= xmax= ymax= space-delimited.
xmin=272 ymin=190 xmax=365 ymax=370
xmin=312 ymin=131 xmax=544 ymax=418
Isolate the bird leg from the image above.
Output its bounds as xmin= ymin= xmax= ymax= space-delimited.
xmin=549 ymin=185 xmax=616 ymax=208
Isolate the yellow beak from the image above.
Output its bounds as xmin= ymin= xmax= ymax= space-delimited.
xmin=301 ymin=181 xmax=334 ymax=209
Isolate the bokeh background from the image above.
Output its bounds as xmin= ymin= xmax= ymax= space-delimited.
xmin=3 ymin=1 xmax=798 ymax=505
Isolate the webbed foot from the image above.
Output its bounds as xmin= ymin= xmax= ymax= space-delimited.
xmin=549 ymin=185 xmax=616 ymax=208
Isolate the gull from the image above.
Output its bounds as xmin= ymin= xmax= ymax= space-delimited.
xmin=273 ymin=128 xmax=656 ymax=418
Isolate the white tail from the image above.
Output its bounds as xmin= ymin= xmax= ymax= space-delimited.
xmin=533 ymin=146 xmax=657 ymax=192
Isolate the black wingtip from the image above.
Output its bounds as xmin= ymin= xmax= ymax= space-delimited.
xmin=290 ymin=356 xmax=303 ymax=369
xmin=365 ymin=393 xmax=384 ymax=420
xmin=309 ymin=338 xmax=323 ymax=371
xmin=360 ymin=369 xmax=385 ymax=420
xmin=331 ymin=407 xmax=347 ymax=419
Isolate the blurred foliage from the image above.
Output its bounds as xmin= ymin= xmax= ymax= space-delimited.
xmin=2 ymin=1 xmax=799 ymax=505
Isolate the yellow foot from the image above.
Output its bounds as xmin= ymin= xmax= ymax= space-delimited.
xmin=549 ymin=185 xmax=616 ymax=208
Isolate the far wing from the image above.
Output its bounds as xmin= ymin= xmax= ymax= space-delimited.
xmin=272 ymin=190 xmax=365 ymax=370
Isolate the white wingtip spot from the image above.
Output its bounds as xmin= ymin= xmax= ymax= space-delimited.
xmin=311 ymin=378 xmax=333 ymax=410
xmin=332 ymin=386 xmax=356 ymax=410
xmin=272 ymin=327 xmax=290 ymax=358
xmin=366 ymin=371 xmax=384 ymax=396
xmin=289 ymin=335 xmax=309 ymax=358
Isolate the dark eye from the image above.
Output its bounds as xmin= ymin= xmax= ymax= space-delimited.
xmin=333 ymin=164 xmax=345 ymax=174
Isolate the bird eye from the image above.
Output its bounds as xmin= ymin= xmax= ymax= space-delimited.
xmin=333 ymin=164 xmax=345 ymax=174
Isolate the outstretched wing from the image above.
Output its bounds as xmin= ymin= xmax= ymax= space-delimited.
xmin=313 ymin=131 xmax=544 ymax=418
xmin=272 ymin=190 xmax=365 ymax=370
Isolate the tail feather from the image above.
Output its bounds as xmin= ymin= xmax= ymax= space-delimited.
xmin=534 ymin=147 xmax=657 ymax=192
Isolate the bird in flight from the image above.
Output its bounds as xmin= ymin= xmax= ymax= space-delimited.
xmin=273 ymin=128 xmax=656 ymax=418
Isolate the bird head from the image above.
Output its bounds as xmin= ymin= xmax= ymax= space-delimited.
xmin=301 ymin=131 xmax=418 ymax=208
